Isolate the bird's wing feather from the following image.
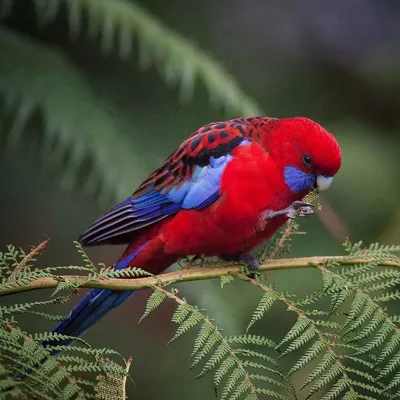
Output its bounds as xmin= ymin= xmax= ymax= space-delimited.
xmin=79 ymin=121 xmax=251 ymax=246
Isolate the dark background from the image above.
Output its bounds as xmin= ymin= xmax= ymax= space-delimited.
xmin=1 ymin=1 xmax=400 ymax=398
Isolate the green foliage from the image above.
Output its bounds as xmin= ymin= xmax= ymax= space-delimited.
xmin=0 ymin=25 xmax=140 ymax=206
xmin=1 ymin=230 xmax=400 ymax=398
xmin=0 ymin=241 xmax=132 ymax=400
xmin=139 ymin=239 xmax=400 ymax=399
xmin=0 ymin=0 xmax=262 ymax=207
xmin=140 ymin=287 xmax=294 ymax=400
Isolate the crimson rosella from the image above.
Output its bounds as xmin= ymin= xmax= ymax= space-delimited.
xmin=51 ymin=116 xmax=342 ymax=344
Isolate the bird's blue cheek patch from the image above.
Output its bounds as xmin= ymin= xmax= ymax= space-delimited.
xmin=284 ymin=166 xmax=315 ymax=193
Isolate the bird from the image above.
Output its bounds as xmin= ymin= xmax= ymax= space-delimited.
xmin=50 ymin=116 xmax=342 ymax=345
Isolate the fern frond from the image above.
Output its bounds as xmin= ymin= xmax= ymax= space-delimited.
xmin=74 ymin=241 xmax=96 ymax=271
xmin=195 ymin=343 xmax=230 ymax=378
xmin=306 ymin=362 xmax=344 ymax=399
xmin=139 ymin=290 xmax=167 ymax=323
xmin=239 ymin=275 xmax=368 ymax=399
xmin=220 ymin=274 xmax=235 ymax=288
xmin=191 ymin=322 xmax=215 ymax=358
xmin=150 ymin=287 xmax=294 ymax=400
xmin=276 ymin=316 xmax=312 ymax=349
xmin=2 ymin=235 xmax=400 ymax=399
xmin=104 ymin=267 xmax=152 ymax=279
xmin=52 ymin=276 xmax=81 ymax=296
xmin=169 ymin=306 xmax=204 ymax=343
xmin=279 ymin=326 xmax=318 ymax=358
xmin=0 ymin=26 xmax=140 ymax=206
xmin=0 ymin=319 xmax=128 ymax=400
xmin=290 ymin=339 xmax=326 ymax=377
xmin=254 ymin=387 xmax=290 ymax=400
xmin=228 ymin=334 xmax=276 ymax=348
xmin=377 ymin=333 xmax=400 ymax=362
xmin=213 ymin=356 xmax=236 ymax=394
xmin=246 ymin=291 xmax=278 ymax=332
xmin=0 ymin=295 xmax=71 ymax=316
xmin=23 ymin=0 xmax=262 ymax=115
xmin=317 ymin=250 xmax=400 ymax=398
xmin=0 ymin=242 xmax=133 ymax=400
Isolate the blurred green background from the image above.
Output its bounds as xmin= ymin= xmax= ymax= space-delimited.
xmin=1 ymin=1 xmax=400 ymax=398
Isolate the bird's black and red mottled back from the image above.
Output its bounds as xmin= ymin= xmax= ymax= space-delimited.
xmin=134 ymin=117 xmax=278 ymax=196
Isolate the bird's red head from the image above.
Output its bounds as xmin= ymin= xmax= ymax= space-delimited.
xmin=262 ymin=117 xmax=342 ymax=193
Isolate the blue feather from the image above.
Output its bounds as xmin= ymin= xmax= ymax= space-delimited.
xmin=46 ymin=243 xmax=148 ymax=348
xmin=181 ymin=154 xmax=233 ymax=209
xmin=284 ymin=166 xmax=315 ymax=193
xmin=79 ymin=139 xmax=249 ymax=246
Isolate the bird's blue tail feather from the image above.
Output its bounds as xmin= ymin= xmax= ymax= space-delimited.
xmin=47 ymin=242 xmax=147 ymax=348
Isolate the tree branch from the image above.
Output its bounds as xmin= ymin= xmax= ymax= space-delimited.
xmin=1 ymin=256 xmax=399 ymax=297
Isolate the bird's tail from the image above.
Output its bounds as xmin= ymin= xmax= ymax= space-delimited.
xmin=46 ymin=242 xmax=149 ymax=348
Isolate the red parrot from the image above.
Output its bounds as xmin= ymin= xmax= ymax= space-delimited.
xmin=51 ymin=116 xmax=341 ymax=344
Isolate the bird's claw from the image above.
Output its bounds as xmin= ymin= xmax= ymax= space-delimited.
xmin=286 ymin=201 xmax=315 ymax=219
xmin=265 ymin=201 xmax=315 ymax=220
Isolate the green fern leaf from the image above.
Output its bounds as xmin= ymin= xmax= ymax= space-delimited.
xmin=246 ymin=291 xmax=278 ymax=332
xmin=254 ymin=387 xmax=290 ymax=400
xmin=279 ymin=326 xmax=317 ymax=358
xmin=306 ymin=363 xmax=343 ymax=399
xmin=319 ymin=378 xmax=353 ymax=400
xmin=7 ymin=0 xmax=262 ymax=115
xmin=220 ymin=368 xmax=244 ymax=400
xmin=191 ymin=322 xmax=214 ymax=359
xmin=139 ymin=290 xmax=167 ymax=323
xmin=171 ymin=303 xmax=192 ymax=324
xmin=342 ymin=302 xmax=379 ymax=337
xmin=169 ymin=309 xmax=203 ymax=343
xmin=220 ymin=274 xmax=235 ymax=288
xmin=301 ymin=351 xmax=336 ymax=389
xmin=276 ymin=316 xmax=311 ymax=349
xmin=355 ymin=322 xmax=392 ymax=354
xmin=212 ymin=356 xmax=236 ymax=393
xmin=236 ymin=349 xmax=280 ymax=370
xmin=190 ymin=332 xmax=220 ymax=369
xmin=195 ymin=343 xmax=230 ymax=378
xmin=377 ymin=333 xmax=400 ymax=363
xmin=0 ymin=26 xmax=141 ymax=206
xmin=228 ymin=335 xmax=276 ymax=348
xmin=289 ymin=339 xmax=326 ymax=377
xmin=229 ymin=378 xmax=251 ymax=400
xmin=347 ymin=311 xmax=384 ymax=342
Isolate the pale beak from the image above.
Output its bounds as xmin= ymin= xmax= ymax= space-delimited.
xmin=316 ymin=175 xmax=333 ymax=191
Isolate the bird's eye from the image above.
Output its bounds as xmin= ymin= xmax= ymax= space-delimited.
xmin=303 ymin=155 xmax=312 ymax=166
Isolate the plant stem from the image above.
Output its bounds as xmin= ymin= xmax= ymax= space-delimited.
xmin=121 ymin=357 xmax=132 ymax=400
xmin=1 ymin=256 xmax=399 ymax=297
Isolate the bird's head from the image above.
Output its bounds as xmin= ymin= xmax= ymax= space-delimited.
xmin=264 ymin=117 xmax=342 ymax=193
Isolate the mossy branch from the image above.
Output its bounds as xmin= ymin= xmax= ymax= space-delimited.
xmin=1 ymin=256 xmax=399 ymax=297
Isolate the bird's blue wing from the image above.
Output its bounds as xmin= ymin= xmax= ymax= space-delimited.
xmin=79 ymin=121 xmax=251 ymax=246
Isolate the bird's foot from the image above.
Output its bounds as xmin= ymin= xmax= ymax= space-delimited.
xmin=264 ymin=201 xmax=315 ymax=220
xmin=222 ymin=253 xmax=259 ymax=271
xmin=181 ymin=255 xmax=206 ymax=269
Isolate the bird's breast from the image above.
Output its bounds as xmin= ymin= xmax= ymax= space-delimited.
xmin=161 ymin=143 xmax=298 ymax=256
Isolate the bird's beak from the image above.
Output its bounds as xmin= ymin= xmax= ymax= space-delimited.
xmin=316 ymin=175 xmax=334 ymax=191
